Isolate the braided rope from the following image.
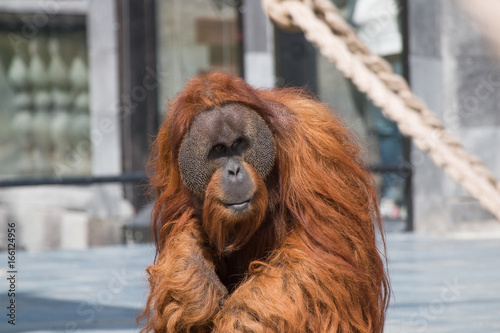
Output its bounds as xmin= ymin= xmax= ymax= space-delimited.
xmin=262 ymin=0 xmax=500 ymax=221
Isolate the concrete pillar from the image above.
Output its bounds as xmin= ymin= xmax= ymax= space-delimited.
xmin=87 ymin=0 xmax=128 ymax=219
xmin=408 ymin=0 xmax=500 ymax=236
xmin=242 ymin=0 xmax=275 ymax=88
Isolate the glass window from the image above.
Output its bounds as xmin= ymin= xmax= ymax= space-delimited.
xmin=317 ymin=0 xmax=407 ymax=222
xmin=155 ymin=0 xmax=241 ymax=118
xmin=0 ymin=13 xmax=90 ymax=178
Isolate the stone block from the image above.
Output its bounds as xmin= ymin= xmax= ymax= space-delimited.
xmin=89 ymin=184 xmax=134 ymax=219
xmin=441 ymin=125 xmax=500 ymax=199
xmin=43 ymin=209 xmax=63 ymax=249
xmin=408 ymin=0 xmax=441 ymax=58
xmin=17 ymin=210 xmax=47 ymax=251
xmin=454 ymin=58 xmax=500 ymax=127
xmin=14 ymin=208 xmax=64 ymax=251
xmin=441 ymin=0 xmax=490 ymax=59
xmin=408 ymin=56 xmax=446 ymax=120
xmin=460 ymin=127 xmax=500 ymax=176
xmin=88 ymin=217 xmax=127 ymax=246
xmin=447 ymin=196 xmax=500 ymax=238
xmin=60 ymin=211 xmax=89 ymax=250
xmin=0 ymin=184 xmax=134 ymax=249
xmin=90 ymin=110 xmax=122 ymax=175
xmin=451 ymin=219 xmax=500 ymax=239
xmin=411 ymin=147 xmax=449 ymax=234
xmin=413 ymin=192 xmax=449 ymax=234
xmin=88 ymin=0 xmax=121 ymax=180
xmin=88 ymin=0 xmax=117 ymax=53
xmin=0 ymin=204 xmax=7 ymax=250
xmin=123 ymin=203 xmax=153 ymax=244
xmin=244 ymin=52 xmax=275 ymax=88
xmin=446 ymin=197 xmax=494 ymax=224
xmin=243 ymin=0 xmax=269 ymax=53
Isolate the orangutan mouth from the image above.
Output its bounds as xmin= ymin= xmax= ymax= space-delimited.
xmin=225 ymin=199 xmax=251 ymax=212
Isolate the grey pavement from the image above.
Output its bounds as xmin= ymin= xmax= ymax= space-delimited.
xmin=385 ymin=233 xmax=500 ymax=333
xmin=1 ymin=231 xmax=499 ymax=332
xmin=0 ymin=244 xmax=154 ymax=333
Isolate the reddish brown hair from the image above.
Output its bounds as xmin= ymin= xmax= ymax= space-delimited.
xmin=142 ymin=72 xmax=389 ymax=332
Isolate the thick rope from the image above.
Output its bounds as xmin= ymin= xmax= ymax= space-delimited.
xmin=262 ymin=0 xmax=500 ymax=221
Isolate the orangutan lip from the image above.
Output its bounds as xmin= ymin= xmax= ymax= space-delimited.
xmin=225 ymin=199 xmax=251 ymax=212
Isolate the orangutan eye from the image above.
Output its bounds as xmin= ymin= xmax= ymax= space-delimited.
xmin=232 ymin=138 xmax=243 ymax=149
xmin=212 ymin=144 xmax=226 ymax=154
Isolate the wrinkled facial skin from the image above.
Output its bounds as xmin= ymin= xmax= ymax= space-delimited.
xmin=178 ymin=103 xmax=275 ymax=212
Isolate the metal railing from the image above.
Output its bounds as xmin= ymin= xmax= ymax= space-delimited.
xmin=0 ymin=172 xmax=147 ymax=187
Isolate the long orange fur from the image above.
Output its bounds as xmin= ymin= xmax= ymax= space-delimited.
xmin=139 ymin=72 xmax=390 ymax=332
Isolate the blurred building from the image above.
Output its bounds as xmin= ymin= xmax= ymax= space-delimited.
xmin=0 ymin=1 xmax=131 ymax=250
xmin=0 ymin=0 xmax=498 ymax=250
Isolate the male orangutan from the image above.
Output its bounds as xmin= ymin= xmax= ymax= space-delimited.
xmin=139 ymin=72 xmax=390 ymax=333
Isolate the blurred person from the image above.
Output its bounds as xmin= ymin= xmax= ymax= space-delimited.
xmin=347 ymin=0 xmax=406 ymax=220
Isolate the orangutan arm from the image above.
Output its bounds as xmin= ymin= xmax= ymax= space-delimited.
xmin=213 ymin=234 xmax=336 ymax=333
xmin=146 ymin=219 xmax=228 ymax=332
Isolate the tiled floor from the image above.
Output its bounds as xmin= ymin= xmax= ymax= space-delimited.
xmin=0 ymin=244 xmax=153 ymax=333
xmin=385 ymin=233 xmax=500 ymax=333
xmin=1 ymin=232 xmax=499 ymax=332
